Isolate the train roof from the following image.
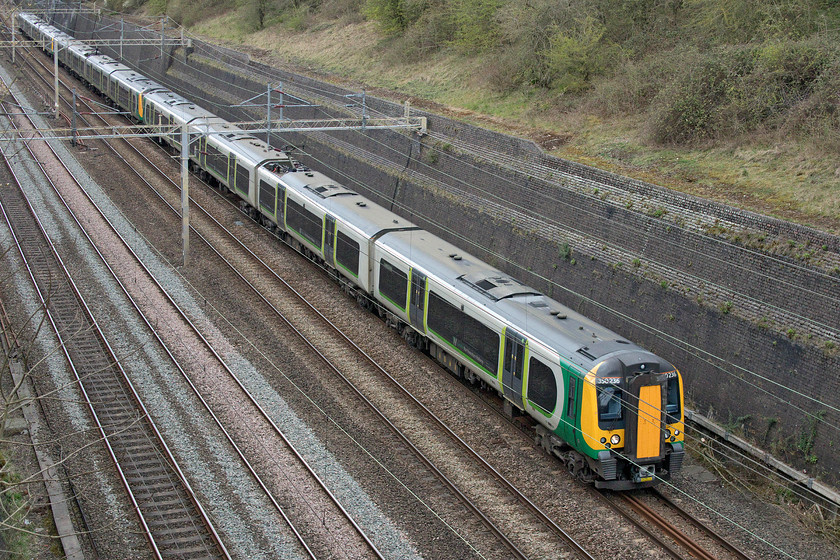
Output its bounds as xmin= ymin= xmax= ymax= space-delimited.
xmin=207 ymin=127 xmax=289 ymax=167
xmin=18 ymin=12 xmax=39 ymax=24
xmin=378 ymin=228 xmax=644 ymax=367
xmin=277 ymin=169 xmax=418 ymax=237
xmin=86 ymin=55 xmax=131 ymax=76
xmin=142 ymin=89 xmax=224 ymax=124
xmin=67 ymin=40 xmax=97 ymax=57
xmin=111 ymin=69 xmax=165 ymax=94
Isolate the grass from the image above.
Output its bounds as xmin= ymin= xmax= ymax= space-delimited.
xmin=185 ymin=7 xmax=840 ymax=236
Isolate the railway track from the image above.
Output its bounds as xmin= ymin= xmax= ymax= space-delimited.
xmin=597 ymin=489 xmax=754 ymax=560
xmin=0 ymin=85 xmax=228 ymax=559
xmin=9 ymin=18 xmax=797 ymax=560
xmin=11 ymin=27 xmax=607 ymax=559
xmin=6 ymin=40 xmax=396 ymax=559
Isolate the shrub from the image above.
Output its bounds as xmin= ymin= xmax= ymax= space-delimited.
xmin=545 ymin=15 xmax=618 ymax=93
xmin=364 ymin=0 xmax=428 ymax=34
xmin=646 ymin=46 xmax=754 ymax=143
xmin=449 ymin=0 xmax=504 ymax=53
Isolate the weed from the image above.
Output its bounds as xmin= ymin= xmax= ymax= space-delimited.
xmin=797 ymin=411 xmax=825 ymax=462
xmin=724 ymin=414 xmax=752 ymax=436
xmin=775 ymin=486 xmax=796 ymax=503
xmin=719 ymin=300 xmax=733 ymax=314
xmin=763 ymin=417 xmax=779 ymax=444
xmin=786 ymin=328 xmax=796 ymax=339
xmin=632 ymin=258 xmax=641 ymax=267
xmin=660 ymin=280 xmax=668 ymax=289
xmin=559 ymin=242 xmax=572 ymax=261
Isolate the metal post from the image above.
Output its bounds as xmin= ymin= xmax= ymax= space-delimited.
xmin=278 ymin=81 xmax=283 ymax=127
xmin=181 ymin=124 xmax=189 ymax=266
xmin=11 ymin=12 xmax=15 ymax=65
xmin=120 ymin=18 xmax=124 ymax=60
xmin=361 ymin=88 xmax=367 ymax=131
xmin=54 ymin=45 xmax=59 ymax=120
xmin=71 ymin=88 xmax=77 ymax=146
xmin=161 ymin=16 xmax=166 ymax=59
xmin=266 ymin=83 xmax=271 ymax=146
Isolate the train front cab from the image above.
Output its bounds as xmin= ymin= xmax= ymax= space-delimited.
xmin=580 ymin=354 xmax=685 ymax=490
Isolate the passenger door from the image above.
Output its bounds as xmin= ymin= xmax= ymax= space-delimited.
xmin=565 ymin=373 xmax=579 ymax=447
xmin=502 ymin=330 xmax=526 ymax=409
xmin=324 ymin=214 xmax=336 ymax=266
xmin=408 ymin=270 xmax=426 ymax=332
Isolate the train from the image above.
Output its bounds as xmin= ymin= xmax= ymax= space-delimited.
xmin=18 ymin=11 xmax=685 ymax=490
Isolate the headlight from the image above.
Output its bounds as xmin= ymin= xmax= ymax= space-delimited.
xmin=674 ymin=429 xmax=680 ymax=436
xmin=666 ymin=429 xmax=672 ymax=439
xmin=600 ymin=437 xmax=607 ymax=444
xmin=610 ymin=434 xmax=620 ymax=445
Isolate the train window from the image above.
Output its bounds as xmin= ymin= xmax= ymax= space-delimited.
xmin=598 ymin=386 xmax=623 ymax=422
xmin=336 ymin=231 xmax=360 ymax=277
xmin=286 ymin=198 xmax=323 ymax=250
xmin=379 ymin=259 xmax=407 ymax=310
xmin=566 ymin=376 xmax=577 ymax=418
xmin=427 ymin=291 xmax=499 ymax=375
xmin=527 ymin=358 xmax=557 ymax=414
xmin=235 ymin=164 xmax=249 ymax=195
xmin=259 ymin=180 xmax=275 ymax=214
xmin=119 ymin=86 xmax=129 ymax=110
xmin=205 ymin=144 xmax=228 ymax=181
xmin=666 ymin=377 xmax=681 ymax=422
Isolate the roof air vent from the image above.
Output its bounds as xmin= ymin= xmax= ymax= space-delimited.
xmin=556 ymin=314 xmax=567 ymax=320
xmin=356 ymin=201 xmax=367 ymax=207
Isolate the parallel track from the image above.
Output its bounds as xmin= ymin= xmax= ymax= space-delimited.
xmin=599 ymin=488 xmax=754 ymax=560
xmin=0 ymin=89 xmax=228 ymax=559
xmin=9 ymin=39 xmax=388 ymax=559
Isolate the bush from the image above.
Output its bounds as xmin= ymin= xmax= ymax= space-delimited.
xmin=590 ymin=50 xmax=676 ymax=115
xmin=364 ymin=0 xmax=427 ymax=34
xmin=646 ymin=46 xmax=754 ymax=143
xmin=450 ymin=0 xmax=504 ymax=53
xmin=545 ymin=15 xmax=616 ymax=93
